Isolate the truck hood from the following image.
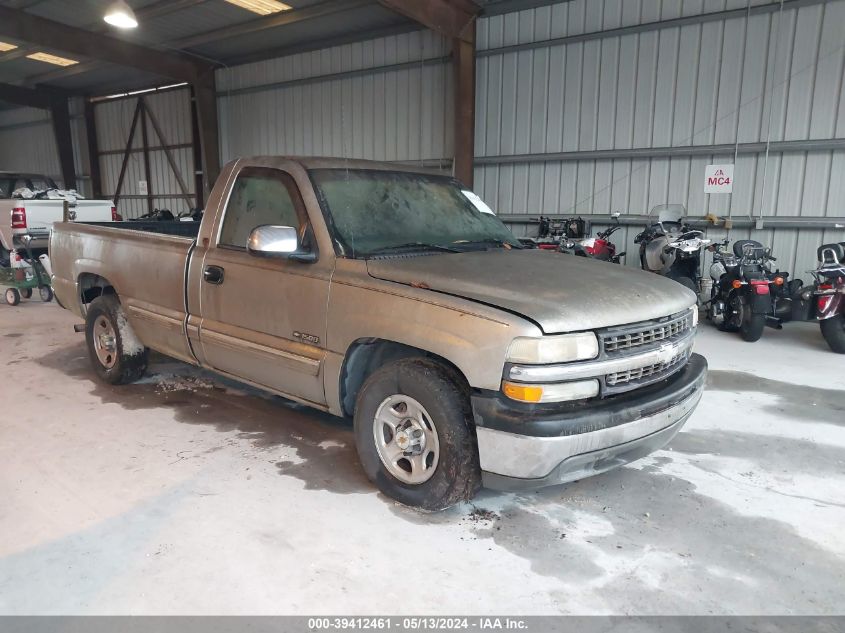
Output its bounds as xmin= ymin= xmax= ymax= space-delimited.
xmin=366 ymin=249 xmax=696 ymax=333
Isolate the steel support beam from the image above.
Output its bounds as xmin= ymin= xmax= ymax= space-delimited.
xmin=0 ymin=5 xmax=208 ymax=83
xmin=193 ymin=71 xmax=220 ymax=199
xmin=377 ymin=0 xmax=480 ymax=186
xmin=499 ymin=213 xmax=845 ymax=231
xmin=378 ymin=0 xmax=480 ymax=42
xmin=0 ymin=81 xmax=51 ymax=108
xmin=453 ymin=25 xmax=476 ymax=186
xmin=475 ymin=138 xmax=845 ymax=166
xmin=49 ymin=97 xmax=76 ymax=189
xmin=83 ymin=100 xmax=102 ymax=198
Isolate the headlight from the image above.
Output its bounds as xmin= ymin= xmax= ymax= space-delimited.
xmin=507 ymin=332 xmax=598 ymax=364
xmin=502 ymin=379 xmax=599 ymax=403
xmin=691 ymin=306 xmax=699 ymax=328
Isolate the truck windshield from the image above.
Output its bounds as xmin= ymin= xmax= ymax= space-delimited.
xmin=309 ymin=169 xmax=520 ymax=257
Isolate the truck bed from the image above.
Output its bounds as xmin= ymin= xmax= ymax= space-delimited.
xmin=85 ymin=221 xmax=201 ymax=238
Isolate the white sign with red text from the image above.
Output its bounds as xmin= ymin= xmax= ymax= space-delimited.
xmin=704 ymin=164 xmax=734 ymax=193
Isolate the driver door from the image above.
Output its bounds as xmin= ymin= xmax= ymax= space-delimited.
xmin=196 ymin=165 xmax=331 ymax=406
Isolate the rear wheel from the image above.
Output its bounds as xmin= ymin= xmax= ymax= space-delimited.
xmin=5 ymin=288 xmax=20 ymax=306
xmin=820 ymin=315 xmax=845 ymax=354
xmin=84 ymin=294 xmax=148 ymax=384
xmin=22 ymin=288 xmax=32 ymax=299
xmin=353 ymin=358 xmax=481 ymax=511
xmin=740 ymin=311 xmax=766 ymax=342
xmin=39 ymin=286 xmax=53 ymax=302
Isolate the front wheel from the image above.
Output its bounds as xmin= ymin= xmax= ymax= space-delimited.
xmin=820 ymin=315 xmax=845 ymax=353
xmin=740 ymin=312 xmax=766 ymax=342
xmin=39 ymin=286 xmax=53 ymax=302
xmin=5 ymin=288 xmax=20 ymax=306
xmin=84 ymin=294 xmax=148 ymax=384
xmin=353 ymin=358 xmax=481 ymax=511
xmin=22 ymin=288 xmax=33 ymax=299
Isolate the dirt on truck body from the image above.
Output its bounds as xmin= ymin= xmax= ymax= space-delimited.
xmin=49 ymin=156 xmax=707 ymax=510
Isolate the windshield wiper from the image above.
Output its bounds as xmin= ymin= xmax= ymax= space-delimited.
xmin=452 ymin=238 xmax=522 ymax=250
xmin=369 ymin=242 xmax=460 ymax=255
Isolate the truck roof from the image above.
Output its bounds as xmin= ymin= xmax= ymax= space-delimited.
xmin=237 ymin=156 xmax=448 ymax=176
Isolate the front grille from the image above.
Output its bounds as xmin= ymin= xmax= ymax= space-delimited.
xmin=601 ymin=311 xmax=692 ymax=354
xmin=605 ymin=348 xmax=692 ymax=393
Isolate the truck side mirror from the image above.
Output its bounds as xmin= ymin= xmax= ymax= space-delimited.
xmin=247 ymin=225 xmax=315 ymax=262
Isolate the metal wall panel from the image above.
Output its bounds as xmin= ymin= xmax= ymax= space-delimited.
xmin=475 ymin=0 xmax=845 ymax=276
xmin=94 ymin=88 xmax=196 ymax=217
xmin=0 ymin=107 xmax=62 ymax=184
xmin=217 ymin=30 xmax=453 ymax=164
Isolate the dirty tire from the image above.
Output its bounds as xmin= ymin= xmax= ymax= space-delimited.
xmin=354 ymin=358 xmax=481 ymax=511
xmin=22 ymin=288 xmax=32 ymax=299
xmin=820 ymin=315 xmax=845 ymax=354
xmin=85 ymin=294 xmax=148 ymax=385
xmin=740 ymin=312 xmax=765 ymax=342
xmin=5 ymin=288 xmax=20 ymax=306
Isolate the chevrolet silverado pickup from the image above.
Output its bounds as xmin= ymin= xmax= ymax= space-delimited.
xmin=49 ymin=157 xmax=707 ymax=510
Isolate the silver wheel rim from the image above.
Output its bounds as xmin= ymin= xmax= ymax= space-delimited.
xmin=373 ymin=394 xmax=440 ymax=485
xmin=93 ymin=316 xmax=118 ymax=369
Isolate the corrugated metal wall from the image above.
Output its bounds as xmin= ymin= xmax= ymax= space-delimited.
xmin=217 ymin=30 xmax=453 ymax=165
xmin=0 ymin=99 xmax=97 ymax=196
xmin=0 ymin=107 xmax=62 ymax=185
xmin=475 ymin=0 xmax=845 ymax=275
xmin=95 ymin=88 xmax=196 ymax=218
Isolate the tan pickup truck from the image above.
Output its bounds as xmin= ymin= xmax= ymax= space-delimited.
xmin=50 ymin=157 xmax=706 ymax=510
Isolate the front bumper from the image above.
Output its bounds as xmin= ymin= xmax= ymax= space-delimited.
xmin=472 ymin=353 xmax=707 ymax=491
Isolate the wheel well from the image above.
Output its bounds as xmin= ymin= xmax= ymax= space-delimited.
xmin=78 ymin=273 xmax=116 ymax=305
xmin=339 ymin=338 xmax=469 ymax=417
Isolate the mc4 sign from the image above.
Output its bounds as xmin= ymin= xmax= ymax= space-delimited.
xmin=704 ymin=164 xmax=734 ymax=193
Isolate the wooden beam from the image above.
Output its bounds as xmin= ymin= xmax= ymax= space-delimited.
xmin=113 ymin=98 xmax=143 ymax=206
xmin=83 ymin=99 xmax=102 ymax=198
xmin=0 ymin=5 xmax=208 ymax=82
xmin=453 ymin=22 xmax=476 ymax=187
xmin=193 ymin=70 xmax=220 ymax=199
xmin=378 ymin=0 xmax=480 ymax=42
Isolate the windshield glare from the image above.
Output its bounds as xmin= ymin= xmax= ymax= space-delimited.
xmin=310 ymin=169 xmax=519 ymax=257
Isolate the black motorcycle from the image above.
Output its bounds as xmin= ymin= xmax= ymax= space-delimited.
xmin=706 ymin=239 xmax=777 ymax=342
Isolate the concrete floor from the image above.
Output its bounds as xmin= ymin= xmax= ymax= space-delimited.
xmin=1 ymin=300 xmax=843 ymax=615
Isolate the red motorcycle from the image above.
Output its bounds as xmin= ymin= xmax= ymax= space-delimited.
xmin=559 ymin=217 xmax=625 ymax=264
xmin=806 ymin=242 xmax=845 ymax=353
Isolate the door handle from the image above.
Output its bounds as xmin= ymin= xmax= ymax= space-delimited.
xmin=203 ymin=265 xmax=225 ymax=285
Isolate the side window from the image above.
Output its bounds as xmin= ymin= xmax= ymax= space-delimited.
xmin=219 ymin=168 xmax=304 ymax=248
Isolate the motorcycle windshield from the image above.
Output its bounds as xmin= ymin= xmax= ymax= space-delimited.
xmin=650 ymin=204 xmax=686 ymax=225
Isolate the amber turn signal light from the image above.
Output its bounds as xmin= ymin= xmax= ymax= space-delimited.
xmin=731 ymin=280 xmax=743 ymax=289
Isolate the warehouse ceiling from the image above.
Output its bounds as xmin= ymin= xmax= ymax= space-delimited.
xmin=0 ymin=0 xmax=540 ymax=102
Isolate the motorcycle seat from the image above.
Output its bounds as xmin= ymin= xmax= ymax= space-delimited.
xmin=733 ymin=239 xmax=765 ymax=258
xmin=817 ymin=243 xmax=845 ymax=265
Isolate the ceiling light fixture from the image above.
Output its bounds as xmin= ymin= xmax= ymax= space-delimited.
xmin=0 ymin=42 xmax=18 ymax=52
xmin=26 ymin=52 xmax=79 ymax=66
xmin=224 ymin=0 xmax=293 ymax=16
xmin=104 ymin=0 xmax=139 ymax=29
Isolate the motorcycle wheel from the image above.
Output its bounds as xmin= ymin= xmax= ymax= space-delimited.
xmin=740 ymin=311 xmax=766 ymax=342
xmin=820 ymin=315 xmax=845 ymax=354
